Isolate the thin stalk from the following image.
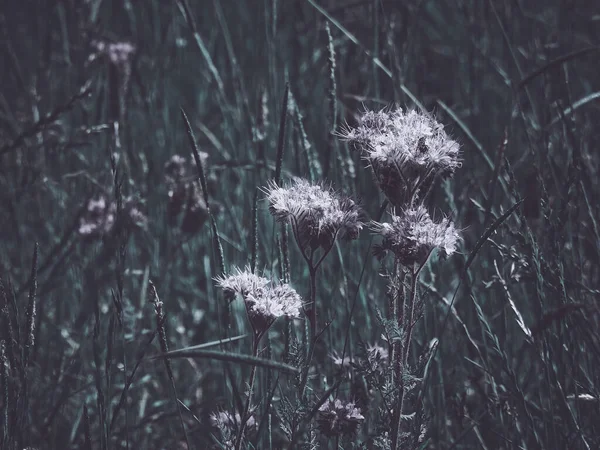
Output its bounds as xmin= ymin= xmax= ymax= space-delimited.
xmin=296 ymin=233 xmax=339 ymax=401
xmin=234 ymin=334 xmax=261 ymax=450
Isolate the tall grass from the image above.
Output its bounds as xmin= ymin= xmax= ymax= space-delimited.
xmin=1 ymin=1 xmax=599 ymax=449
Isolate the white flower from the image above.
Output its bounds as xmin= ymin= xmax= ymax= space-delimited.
xmin=264 ymin=178 xmax=363 ymax=251
xmin=371 ymin=205 xmax=459 ymax=265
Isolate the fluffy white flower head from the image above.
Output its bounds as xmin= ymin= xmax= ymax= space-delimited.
xmin=215 ymin=267 xmax=302 ymax=333
xmin=214 ymin=267 xmax=270 ymax=299
xmin=264 ymin=178 xmax=363 ymax=250
xmin=340 ymin=107 xmax=461 ymax=207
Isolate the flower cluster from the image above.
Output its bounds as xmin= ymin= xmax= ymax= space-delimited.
xmin=264 ymin=178 xmax=363 ymax=251
xmin=215 ymin=267 xmax=302 ymax=333
xmin=317 ymin=398 xmax=365 ymax=437
xmin=164 ymin=153 xmax=213 ymax=234
xmin=340 ymin=107 xmax=461 ymax=207
xmin=371 ymin=205 xmax=459 ymax=266
xmin=78 ymin=195 xmax=146 ymax=238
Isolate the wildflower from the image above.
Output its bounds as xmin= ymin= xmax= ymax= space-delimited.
xmin=264 ymin=178 xmax=363 ymax=251
xmin=339 ymin=107 xmax=460 ymax=206
xmin=215 ymin=267 xmax=302 ymax=334
xmin=317 ymin=398 xmax=365 ymax=437
xmin=371 ymin=205 xmax=459 ymax=266
xmin=214 ymin=267 xmax=270 ymax=301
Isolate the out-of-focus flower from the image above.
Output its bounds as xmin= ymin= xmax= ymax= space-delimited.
xmin=214 ymin=267 xmax=302 ymax=334
xmin=264 ymin=178 xmax=363 ymax=251
xmin=92 ymin=40 xmax=136 ymax=67
xmin=78 ymin=195 xmax=146 ymax=239
xmin=78 ymin=196 xmax=115 ymax=237
xmin=371 ymin=205 xmax=459 ymax=266
xmin=317 ymin=398 xmax=365 ymax=437
xmin=329 ymin=350 xmax=352 ymax=368
xmin=339 ymin=107 xmax=460 ymax=207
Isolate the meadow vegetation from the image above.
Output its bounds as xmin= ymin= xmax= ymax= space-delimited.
xmin=1 ymin=1 xmax=599 ymax=449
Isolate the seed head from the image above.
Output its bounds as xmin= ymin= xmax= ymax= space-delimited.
xmin=264 ymin=178 xmax=363 ymax=251
xmin=371 ymin=205 xmax=459 ymax=266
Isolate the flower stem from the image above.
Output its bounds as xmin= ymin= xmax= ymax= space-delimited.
xmin=391 ymin=267 xmax=418 ymax=450
xmin=298 ymin=265 xmax=317 ymax=399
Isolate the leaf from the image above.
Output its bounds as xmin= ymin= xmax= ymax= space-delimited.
xmin=153 ymin=348 xmax=300 ymax=375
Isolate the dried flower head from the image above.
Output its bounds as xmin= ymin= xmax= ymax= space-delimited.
xmin=371 ymin=205 xmax=459 ymax=266
xmin=214 ymin=267 xmax=302 ymax=334
xmin=317 ymin=398 xmax=365 ymax=437
xmin=339 ymin=107 xmax=460 ymax=206
xmin=264 ymin=178 xmax=363 ymax=251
